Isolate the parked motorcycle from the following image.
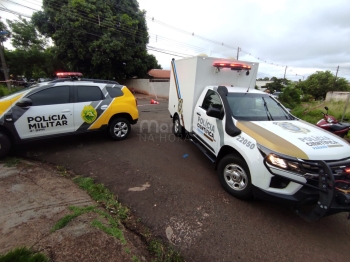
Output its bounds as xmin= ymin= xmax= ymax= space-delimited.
xmin=316 ymin=106 xmax=350 ymax=138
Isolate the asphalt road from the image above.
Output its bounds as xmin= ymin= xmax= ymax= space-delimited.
xmin=13 ymin=96 xmax=350 ymax=262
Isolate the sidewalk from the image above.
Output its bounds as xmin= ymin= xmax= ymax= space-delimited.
xmin=0 ymin=159 xmax=149 ymax=261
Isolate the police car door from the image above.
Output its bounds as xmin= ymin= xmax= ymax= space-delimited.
xmin=14 ymin=84 xmax=74 ymax=139
xmin=73 ymin=84 xmax=106 ymax=131
xmin=193 ymin=89 xmax=223 ymax=154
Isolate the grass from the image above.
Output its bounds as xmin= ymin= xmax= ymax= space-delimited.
xmin=56 ymin=165 xmax=69 ymax=177
xmin=148 ymin=240 xmax=183 ymax=262
xmin=72 ymin=176 xmax=184 ymax=262
xmin=291 ymin=99 xmax=350 ymax=138
xmin=3 ymin=157 xmax=21 ymax=167
xmin=0 ymin=247 xmax=49 ymax=262
xmin=51 ymin=206 xmax=95 ymax=232
xmin=0 ymin=85 xmax=23 ymax=97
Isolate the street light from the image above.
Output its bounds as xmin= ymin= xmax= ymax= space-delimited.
xmin=0 ymin=30 xmax=10 ymax=90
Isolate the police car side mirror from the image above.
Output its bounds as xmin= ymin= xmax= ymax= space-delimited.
xmin=207 ymin=107 xmax=223 ymax=120
xmin=16 ymin=98 xmax=33 ymax=108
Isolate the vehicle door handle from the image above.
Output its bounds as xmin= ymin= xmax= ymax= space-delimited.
xmin=197 ymin=113 xmax=201 ymax=116
xmin=101 ymin=105 xmax=108 ymax=110
xmin=61 ymin=109 xmax=71 ymax=113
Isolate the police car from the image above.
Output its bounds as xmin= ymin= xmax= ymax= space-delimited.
xmin=0 ymin=73 xmax=139 ymax=158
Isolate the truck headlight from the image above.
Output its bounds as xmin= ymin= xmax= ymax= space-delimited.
xmin=258 ymin=144 xmax=302 ymax=173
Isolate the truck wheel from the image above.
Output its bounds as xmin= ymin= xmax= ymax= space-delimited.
xmin=173 ymin=115 xmax=184 ymax=137
xmin=217 ymin=154 xmax=253 ymax=200
xmin=0 ymin=132 xmax=11 ymax=159
xmin=108 ymin=118 xmax=131 ymax=141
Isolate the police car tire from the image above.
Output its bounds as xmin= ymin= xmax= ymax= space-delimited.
xmin=218 ymin=155 xmax=253 ymax=200
xmin=173 ymin=115 xmax=184 ymax=137
xmin=0 ymin=132 xmax=11 ymax=159
xmin=109 ymin=118 xmax=131 ymax=141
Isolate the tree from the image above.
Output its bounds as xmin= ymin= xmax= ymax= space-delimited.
xmin=263 ymin=77 xmax=269 ymax=81
xmin=278 ymin=85 xmax=301 ymax=109
xmin=0 ymin=20 xmax=11 ymax=42
xmin=6 ymin=18 xmax=46 ymax=50
xmin=265 ymin=78 xmax=290 ymax=94
xmin=5 ymin=46 xmax=67 ymax=80
xmin=295 ymin=71 xmax=349 ymax=100
xmin=32 ymin=0 xmax=161 ymax=79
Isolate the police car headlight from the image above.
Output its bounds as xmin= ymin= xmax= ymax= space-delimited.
xmin=258 ymin=144 xmax=302 ymax=172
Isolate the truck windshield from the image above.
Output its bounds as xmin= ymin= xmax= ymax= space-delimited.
xmin=227 ymin=93 xmax=293 ymax=121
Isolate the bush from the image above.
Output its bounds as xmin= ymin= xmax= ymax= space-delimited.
xmin=301 ymin=94 xmax=313 ymax=102
xmin=278 ymin=86 xmax=301 ymax=109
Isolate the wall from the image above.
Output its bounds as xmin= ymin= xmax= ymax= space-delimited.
xmin=325 ymin=91 xmax=350 ymax=102
xmin=118 ymin=79 xmax=170 ymax=98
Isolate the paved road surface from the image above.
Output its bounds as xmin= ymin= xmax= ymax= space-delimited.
xmin=13 ymin=96 xmax=350 ymax=262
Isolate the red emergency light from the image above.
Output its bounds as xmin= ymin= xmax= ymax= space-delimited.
xmin=56 ymin=72 xmax=83 ymax=78
xmin=213 ymin=62 xmax=251 ymax=70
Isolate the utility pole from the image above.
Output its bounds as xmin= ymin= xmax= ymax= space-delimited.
xmin=236 ymin=47 xmax=240 ymax=60
xmin=0 ymin=37 xmax=10 ymax=90
xmin=332 ymin=65 xmax=339 ymax=91
xmin=284 ymin=66 xmax=288 ymax=79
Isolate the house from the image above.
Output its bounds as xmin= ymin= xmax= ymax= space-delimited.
xmin=146 ymin=69 xmax=170 ymax=82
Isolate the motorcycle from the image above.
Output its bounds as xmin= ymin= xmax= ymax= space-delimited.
xmin=316 ymin=106 xmax=350 ymax=138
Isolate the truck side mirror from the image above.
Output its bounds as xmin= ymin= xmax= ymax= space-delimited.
xmin=207 ymin=107 xmax=223 ymax=120
xmin=16 ymin=98 xmax=33 ymax=108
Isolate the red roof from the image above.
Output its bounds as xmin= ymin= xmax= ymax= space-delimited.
xmin=147 ymin=69 xmax=170 ymax=79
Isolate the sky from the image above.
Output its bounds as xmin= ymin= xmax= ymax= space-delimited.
xmin=1 ymin=0 xmax=350 ymax=81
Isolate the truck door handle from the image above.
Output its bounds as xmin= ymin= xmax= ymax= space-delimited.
xmin=197 ymin=113 xmax=201 ymax=116
xmin=101 ymin=105 xmax=108 ymax=110
xmin=61 ymin=109 xmax=71 ymax=113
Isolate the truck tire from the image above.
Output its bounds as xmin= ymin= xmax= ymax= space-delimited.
xmin=0 ymin=132 xmax=11 ymax=159
xmin=173 ymin=115 xmax=184 ymax=137
xmin=217 ymin=154 xmax=253 ymax=200
xmin=108 ymin=118 xmax=131 ymax=141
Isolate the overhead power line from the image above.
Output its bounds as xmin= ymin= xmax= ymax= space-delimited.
xmin=3 ymin=1 xmax=348 ymax=80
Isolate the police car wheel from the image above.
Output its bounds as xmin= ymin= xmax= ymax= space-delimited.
xmin=218 ymin=155 xmax=253 ymax=200
xmin=0 ymin=132 xmax=11 ymax=159
xmin=109 ymin=118 xmax=131 ymax=141
xmin=173 ymin=115 xmax=184 ymax=137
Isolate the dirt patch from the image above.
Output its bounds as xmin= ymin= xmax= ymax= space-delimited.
xmin=0 ymin=160 xmax=152 ymax=261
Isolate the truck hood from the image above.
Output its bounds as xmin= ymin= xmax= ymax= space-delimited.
xmin=236 ymin=120 xmax=350 ymax=160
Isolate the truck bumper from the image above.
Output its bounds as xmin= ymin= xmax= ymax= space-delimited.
xmin=259 ymin=158 xmax=350 ymax=221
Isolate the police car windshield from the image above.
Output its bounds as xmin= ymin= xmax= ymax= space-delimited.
xmin=227 ymin=93 xmax=292 ymax=121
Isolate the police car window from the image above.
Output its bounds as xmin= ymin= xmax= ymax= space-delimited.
xmin=106 ymin=86 xmax=123 ymax=98
xmin=201 ymin=90 xmax=222 ymax=111
xmin=77 ymin=86 xmax=104 ymax=102
xmin=28 ymin=86 xmax=70 ymax=106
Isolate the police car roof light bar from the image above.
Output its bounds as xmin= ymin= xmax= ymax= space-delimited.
xmin=213 ymin=62 xmax=251 ymax=71
xmin=56 ymin=72 xmax=83 ymax=78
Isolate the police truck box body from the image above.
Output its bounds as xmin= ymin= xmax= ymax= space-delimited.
xmin=168 ymin=56 xmax=350 ymax=221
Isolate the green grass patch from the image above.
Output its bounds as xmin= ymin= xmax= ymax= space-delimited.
xmin=72 ymin=176 xmax=184 ymax=262
xmin=51 ymin=206 xmax=95 ymax=232
xmin=0 ymin=247 xmax=49 ymax=262
xmin=148 ymin=240 xmax=183 ymax=262
xmin=56 ymin=165 xmax=69 ymax=177
xmin=73 ymin=176 xmax=129 ymax=220
xmin=51 ymin=205 xmax=126 ymax=243
xmin=3 ymin=157 xmax=21 ymax=167
xmin=131 ymin=255 xmax=141 ymax=262
xmin=91 ymin=219 xmax=125 ymax=244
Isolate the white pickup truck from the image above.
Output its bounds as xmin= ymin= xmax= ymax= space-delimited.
xmin=168 ymin=56 xmax=350 ymax=221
